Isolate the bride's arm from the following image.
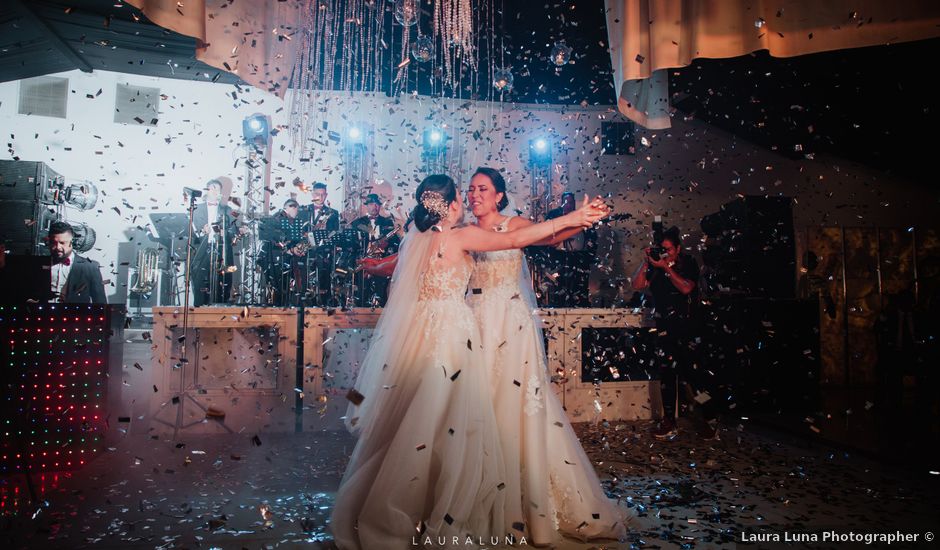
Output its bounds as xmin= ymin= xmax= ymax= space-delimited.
xmin=507 ymin=216 xmax=583 ymax=246
xmin=455 ymin=197 xmax=606 ymax=252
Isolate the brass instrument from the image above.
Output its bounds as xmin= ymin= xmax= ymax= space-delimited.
xmin=130 ymin=248 xmax=160 ymax=295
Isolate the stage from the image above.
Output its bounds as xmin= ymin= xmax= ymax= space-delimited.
xmin=140 ymin=306 xmax=656 ymax=437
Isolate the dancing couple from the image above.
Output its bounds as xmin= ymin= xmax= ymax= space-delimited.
xmin=331 ymin=170 xmax=641 ymax=548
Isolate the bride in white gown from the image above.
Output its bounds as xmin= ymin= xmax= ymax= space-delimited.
xmin=331 ymin=174 xmax=607 ymax=550
xmin=466 ymin=167 xmax=634 ymax=545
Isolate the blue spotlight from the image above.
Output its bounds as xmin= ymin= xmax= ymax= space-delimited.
xmin=529 ymin=137 xmax=552 ymax=166
xmin=347 ymin=126 xmax=364 ymax=144
xmin=423 ymin=126 xmax=446 ymax=150
xmin=242 ymin=113 xmax=270 ymax=143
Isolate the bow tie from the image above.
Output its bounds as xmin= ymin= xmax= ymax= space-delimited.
xmin=55 ymin=257 xmax=71 ymax=266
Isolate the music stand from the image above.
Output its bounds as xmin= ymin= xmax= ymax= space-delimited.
xmin=149 ymin=213 xmax=191 ymax=306
xmin=330 ymin=229 xmax=365 ymax=308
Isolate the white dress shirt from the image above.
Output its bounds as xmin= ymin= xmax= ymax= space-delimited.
xmin=50 ymin=252 xmax=75 ymax=302
xmin=206 ymin=202 xmax=219 ymax=243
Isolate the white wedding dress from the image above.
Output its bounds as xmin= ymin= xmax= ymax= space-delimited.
xmin=332 ymin=230 xmax=506 ymax=549
xmin=467 ymin=217 xmax=630 ymax=545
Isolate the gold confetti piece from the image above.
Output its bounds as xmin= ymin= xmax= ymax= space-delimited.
xmin=346 ymin=388 xmax=365 ymax=405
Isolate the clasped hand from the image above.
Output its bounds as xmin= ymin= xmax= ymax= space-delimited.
xmin=571 ymin=195 xmax=611 ymax=227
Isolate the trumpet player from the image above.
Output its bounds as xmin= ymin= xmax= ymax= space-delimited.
xmin=190 ymin=179 xmax=237 ymax=306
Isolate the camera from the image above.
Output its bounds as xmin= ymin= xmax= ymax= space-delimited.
xmin=649 ymin=215 xmax=665 ymax=260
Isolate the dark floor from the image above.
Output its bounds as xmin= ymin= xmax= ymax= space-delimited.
xmin=2 ymin=334 xmax=939 ymax=549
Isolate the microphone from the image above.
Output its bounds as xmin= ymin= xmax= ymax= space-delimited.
xmin=183 ymin=187 xmax=203 ymax=198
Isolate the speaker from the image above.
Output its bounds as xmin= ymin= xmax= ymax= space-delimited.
xmin=0 ymin=160 xmax=62 ymax=255
xmin=701 ymin=196 xmax=796 ymax=298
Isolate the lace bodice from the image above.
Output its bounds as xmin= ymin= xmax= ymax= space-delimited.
xmin=418 ymin=244 xmax=473 ymax=302
xmin=469 ymin=218 xmax=524 ymax=293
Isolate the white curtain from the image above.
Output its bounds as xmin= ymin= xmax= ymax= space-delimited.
xmin=605 ymin=0 xmax=940 ymax=128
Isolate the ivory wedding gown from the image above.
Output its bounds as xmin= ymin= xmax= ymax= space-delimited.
xmin=467 ymin=217 xmax=630 ymax=545
xmin=331 ymin=230 xmax=506 ymax=549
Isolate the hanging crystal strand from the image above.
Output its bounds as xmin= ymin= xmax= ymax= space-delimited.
xmin=394 ymin=23 xmax=410 ymax=91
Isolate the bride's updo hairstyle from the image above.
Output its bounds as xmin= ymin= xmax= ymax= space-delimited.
xmin=412 ymin=174 xmax=457 ymax=232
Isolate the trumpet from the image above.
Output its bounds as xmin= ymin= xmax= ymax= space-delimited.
xmin=130 ymin=248 xmax=160 ymax=295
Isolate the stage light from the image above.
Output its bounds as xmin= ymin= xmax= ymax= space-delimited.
xmin=422 ymin=126 xmax=447 ymax=151
xmin=62 ymin=182 xmax=98 ymax=211
xmin=70 ymin=222 xmax=97 ymax=253
xmin=346 ymin=126 xmax=364 ymax=144
xmin=528 ymin=137 xmax=552 ymax=166
xmin=242 ymin=113 xmax=270 ymax=143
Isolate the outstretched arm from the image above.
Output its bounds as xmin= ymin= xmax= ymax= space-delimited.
xmin=455 ymin=196 xmax=607 ymax=253
xmin=508 ymin=216 xmax=583 ymax=246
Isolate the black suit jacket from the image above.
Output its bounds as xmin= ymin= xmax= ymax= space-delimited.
xmin=351 ymin=215 xmax=399 ymax=255
xmin=193 ymin=202 xmax=238 ymax=243
xmin=61 ymin=254 xmax=107 ymax=304
xmin=302 ymin=205 xmax=340 ymax=232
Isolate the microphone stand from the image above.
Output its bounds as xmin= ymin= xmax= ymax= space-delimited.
xmin=166 ymin=191 xmax=232 ymax=437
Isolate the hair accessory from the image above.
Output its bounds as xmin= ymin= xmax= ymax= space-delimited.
xmin=420 ymin=190 xmax=449 ymax=220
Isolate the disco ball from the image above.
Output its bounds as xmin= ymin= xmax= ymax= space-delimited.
xmin=550 ymin=41 xmax=572 ymax=67
xmin=412 ymin=36 xmax=433 ymax=62
xmin=394 ymin=0 xmax=417 ymax=26
xmin=493 ymin=68 xmax=513 ymax=92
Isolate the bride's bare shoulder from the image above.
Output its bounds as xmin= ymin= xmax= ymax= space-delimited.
xmin=507 ymin=216 xmax=533 ymax=230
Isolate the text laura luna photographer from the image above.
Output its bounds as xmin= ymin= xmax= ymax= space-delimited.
xmin=741 ymin=530 xmax=927 ymax=545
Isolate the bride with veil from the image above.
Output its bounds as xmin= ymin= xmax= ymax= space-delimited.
xmin=466 ymin=167 xmax=638 ymax=544
xmin=330 ymin=174 xmax=608 ymax=549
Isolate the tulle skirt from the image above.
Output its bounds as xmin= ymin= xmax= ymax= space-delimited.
xmin=331 ymin=299 xmax=506 ymax=549
xmin=468 ymin=288 xmax=629 ymax=544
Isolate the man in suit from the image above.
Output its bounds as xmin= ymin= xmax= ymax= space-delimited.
xmin=545 ymin=192 xmax=597 ymax=306
xmin=302 ymin=182 xmax=339 ymax=306
xmin=304 ymin=182 xmax=340 ymax=232
xmin=47 ymin=221 xmax=107 ymax=304
xmin=259 ymin=198 xmax=307 ymax=306
xmin=350 ymin=193 xmax=399 ymax=306
xmin=190 ymin=179 xmax=238 ymax=306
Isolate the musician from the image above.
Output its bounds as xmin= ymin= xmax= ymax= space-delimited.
xmin=259 ymin=198 xmax=306 ymax=306
xmin=545 ymin=192 xmax=597 ymax=306
xmin=301 ymin=182 xmax=339 ymax=306
xmin=46 ymin=221 xmax=107 ymax=304
xmin=304 ymin=182 xmax=340 ymax=232
xmin=351 ymin=193 xmax=399 ymax=305
xmin=190 ymin=179 xmax=237 ymax=306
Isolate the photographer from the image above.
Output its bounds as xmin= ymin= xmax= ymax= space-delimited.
xmin=633 ymin=226 xmax=715 ymax=439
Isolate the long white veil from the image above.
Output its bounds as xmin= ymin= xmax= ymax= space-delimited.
xmin=502 ymin=193 xmax=542 ymax=329
xmin=343 ymin=226 xmax=435 ymax=436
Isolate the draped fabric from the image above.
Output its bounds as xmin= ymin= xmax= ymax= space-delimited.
xmin=605 ymin=0 xmax=940 ymax=128
xmin=131 ymin=1 xmax=940 ymax=126
xmin=126 ymin=0 xmax=302 ymax=97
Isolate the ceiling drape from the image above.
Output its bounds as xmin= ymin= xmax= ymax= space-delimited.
xmin=126 ymin=0 xmax=302 ymax=97
xmin=605 ymin=0 xmax=940 ymax=129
